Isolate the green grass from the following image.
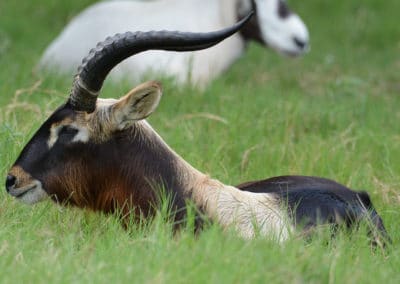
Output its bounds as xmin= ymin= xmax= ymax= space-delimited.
xmin=1 ymin=0 xmax=400 ymax=283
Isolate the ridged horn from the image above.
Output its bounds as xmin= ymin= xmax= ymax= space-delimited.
xmin=68 ymin=12 xmax=254 ymax=112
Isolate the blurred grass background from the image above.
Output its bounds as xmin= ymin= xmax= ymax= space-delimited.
xmin=0 ymin=0 xmax=399 ymax=283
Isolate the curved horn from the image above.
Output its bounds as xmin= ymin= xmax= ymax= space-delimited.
xmin=68 ymin=12 xmax=254 ymax=112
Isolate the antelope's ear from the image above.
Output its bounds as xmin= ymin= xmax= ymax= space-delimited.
xmin=111 ymin=81 xmax=162 ymax=128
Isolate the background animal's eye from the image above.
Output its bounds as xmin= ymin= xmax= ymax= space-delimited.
xmin=57 ymin=126 xmax=78 ymax=144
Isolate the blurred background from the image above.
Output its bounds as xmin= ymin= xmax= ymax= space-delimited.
xmin=0 ymin=1 xmax=399 ymax=282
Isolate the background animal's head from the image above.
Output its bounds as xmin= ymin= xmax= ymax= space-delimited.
xmin=238 ymin=0 xmax=309 ymax=56
xmin=5 ymin=16 xmax=252 ymax=206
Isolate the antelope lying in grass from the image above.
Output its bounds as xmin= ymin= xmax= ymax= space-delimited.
xmin=39 ymin=0 xmax=309 ymax=87
xmin=6 ymin=17 xmax=389 ymax=244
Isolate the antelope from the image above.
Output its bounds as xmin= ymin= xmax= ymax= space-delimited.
xmin=6 ymin=17 xmax=389 ymax=244
xmin=39 ymin=0 xmax=309 ymax=87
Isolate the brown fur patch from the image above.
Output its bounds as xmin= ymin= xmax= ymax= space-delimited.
xmin=42 ymin=151 xmax=157 ymax=220
xmin=9 ymin=165 xmax=35 ymax=188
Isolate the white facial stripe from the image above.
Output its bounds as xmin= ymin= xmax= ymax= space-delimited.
xmin=48 ymin=127 xmax=59 ymax=148
xmin=48 ymin=123 xmax=89 ymax=148
xmin=72 ymin=126 xmax=89 ymax=143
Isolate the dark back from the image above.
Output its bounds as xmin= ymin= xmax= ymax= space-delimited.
xmin=237 ymin=175 xmax=389 ymax=242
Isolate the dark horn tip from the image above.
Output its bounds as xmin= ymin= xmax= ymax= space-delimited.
xmin=240 ymin=11 xmax=255 ymax=26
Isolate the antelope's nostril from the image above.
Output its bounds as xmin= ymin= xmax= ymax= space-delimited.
xmin=293 ymin=37 xmax=307 ymax=49
xmin=5 ymin=175 xmax=16 ymax=192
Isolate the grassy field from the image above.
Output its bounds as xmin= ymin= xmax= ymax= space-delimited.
xmin=1 ymin=0 xmax=400 ymax=283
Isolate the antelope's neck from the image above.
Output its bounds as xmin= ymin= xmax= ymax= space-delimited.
xmin=114 ymin=121 xmax=252 ymax=224
xmin=133 ymin=122 xmax=289 ymax=241
xmin=132 ymin=121 xmax=222 ymax=213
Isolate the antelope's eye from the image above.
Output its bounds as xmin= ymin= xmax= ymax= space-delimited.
xmin=57 ymin=126 xmax=78 ymax=144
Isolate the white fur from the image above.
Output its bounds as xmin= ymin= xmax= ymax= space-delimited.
xmin=14 ymin=180 xmax=48 ymax=205
xmin=207 ymin=184 xmax=291 ymax=241
xmin=39 ymin=0 xmax=309 ymax=87
xmin=72 ymin=126 xmax=89 ymax=144
xmin=254 ymin=0 xmax=309 ymax=56
xmin=96 ymin=98 xmax=119 ymax=108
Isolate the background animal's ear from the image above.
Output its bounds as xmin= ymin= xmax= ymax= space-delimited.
xmin=111 ymin=81 xmax=162 ymax=128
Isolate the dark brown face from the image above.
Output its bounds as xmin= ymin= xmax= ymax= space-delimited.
xmin=5 ymin=103 xmax=90 ymax=204
xmin=5 ymin=81 xmax=163 ymax=206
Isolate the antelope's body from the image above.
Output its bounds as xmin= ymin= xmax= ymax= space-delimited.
xmin=40 ymin=0 xmax=309 ymax=87
xmin=6 ymin=16 xmax=389 ymax=244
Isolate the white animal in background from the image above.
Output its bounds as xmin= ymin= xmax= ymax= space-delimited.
xmin=40 ymin=0 xmax=309 ymax=87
